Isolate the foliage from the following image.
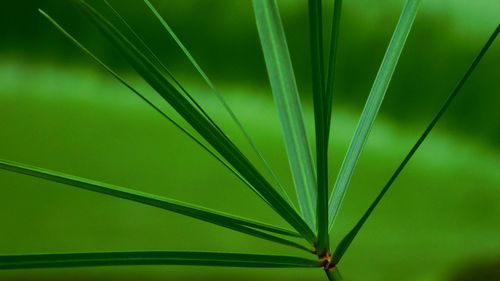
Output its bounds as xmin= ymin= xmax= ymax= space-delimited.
xmin=0 ymin=0 xmax=497 ymax=280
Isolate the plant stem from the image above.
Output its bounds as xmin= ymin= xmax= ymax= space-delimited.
xmin=325 ymin=267 xmax=342 ymax=281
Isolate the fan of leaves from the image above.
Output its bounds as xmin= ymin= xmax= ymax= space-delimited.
xmin=1 ymin=0 xmax=497 ymax=280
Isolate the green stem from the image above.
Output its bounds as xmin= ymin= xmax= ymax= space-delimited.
xmin=325 ymin=267 xmax=342 ymax=281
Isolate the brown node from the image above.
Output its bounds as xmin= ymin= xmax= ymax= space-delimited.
xmin=319 ymin=252 xmax=334 ymax=271
xmin=326 ymin=261 xmax=336 ymax=272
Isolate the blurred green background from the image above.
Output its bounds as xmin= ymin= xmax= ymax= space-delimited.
xmin=0 ymin=0 xmax=499 ymax=281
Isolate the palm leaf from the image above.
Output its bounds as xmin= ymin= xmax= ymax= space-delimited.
xmin=0 ymin=159 xmax=311 ymax=252
xmin=328 ymin=0 xmax=422 ymax=230
xmin=252 ymin=0 xmax=317 ymax=230
xmin=142 ymin=0 xmax=293 ymax=206
xmin=0 ymin=251 xmax=320 ymax=269
xmin=71 ymin=0 xmax=315 ymax=243
xmin=332 ymin=23 xmax=500 ymax=262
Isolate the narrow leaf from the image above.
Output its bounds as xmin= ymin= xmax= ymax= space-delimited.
xmin=308 ymin=0 xmax=329 ymax=254
xmin=320 ymin=4 xmax=344 ymax=247
xmin=99 ymin=1 xmax=291 ymax=210
xmin=0 ymin=251 xmax=320 ymax=269
xmin=73 ymin=0 xmax=315 ymax=243
xmin=252 ymin=0 xmax=317 ymax=230
xmin=102 ymin=1 xmax=232 ymax=147
xmin=325 ymin=0 xmax=343 ymax=129
xmin=39 ymin=9 xmax=253 ymax=203
xmin=0 ymin=159 xmax=311 ymax=252
xmin=328 ymin=0 xmax=422 ymax=230
xmin=333 ymin=24 xmax=500 ymax=262
xmin=143 ymin=0 xmax=293 ymax=207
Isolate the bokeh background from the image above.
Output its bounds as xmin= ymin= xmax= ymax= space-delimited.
xmin=1 ymin=0 xmax=499 ymax=281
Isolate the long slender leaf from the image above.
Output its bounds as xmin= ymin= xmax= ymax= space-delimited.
xmin=328 ymin=0 xmax=422 ymax=230
xmin=39 ymin=9 xmax=254 ymax=204
xmin=0 ymin=251 xmax=320 ymax=269
xmin=316 ymin=0 xmax=343 ymax=257
xmin=252 ymin=0 xmax=317 ymax=230
xmin=96 ymin=5 xmax=268 ymax=209
xmin=332 ymin=24 xmax=500 ymax=263
xmin=325 ymin=0 xmax=343 ymax=129
xmin=72 ymin=0 xmax=315 ymax=243
xmin=308 ymin=0 xmax=329 ymax=254
xmin=0 ymin=159 xmax=311 ymax=252
xmin=143 ymin=0 xmax=294 ymax=207
xmin=102 ymin=1 xmax=233 ymax=149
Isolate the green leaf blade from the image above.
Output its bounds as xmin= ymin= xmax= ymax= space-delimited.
xmin=307 ymin=0 xmax=330 ymax=255
xmin=328 ymin=0 xmax=422 ymax=230
xmin=325 ymin=0 xmax=343 ymax=129
xmin=0 ymin=252 xmax=321 ymax=269
xmin=252 ymin=0 xmax=317 ymax=230
xmin=0 ymin=159 xmax=309 ymax=252
xmin=72 ymin=0 xmax=315 ymax=243
xmin=332 ymin=24 xmax=500 ymax=263
xmin=142 ymin=0 xmax=293 ymax=207
xmin=38 ymin=9 xmax=256 ymax=197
